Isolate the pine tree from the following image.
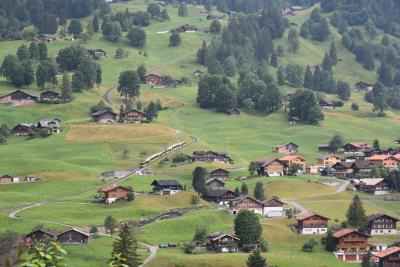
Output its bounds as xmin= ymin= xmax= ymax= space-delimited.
xmin=38 ymin=42 xmax=48 ymax=61
xmin=373 ymin=139 xmax=380 ymax=150
xmin=346 ymin=195 xmax=368 ymax=230
xmin=303 ymin=65 xmax=313 ymax=89
xmin=329 ymin=42 xmax=338 ymax=65
xmin=192 ymin=167 xmax=207 ymax=194
xmin=234 ymin=187 xmax=240 ymax=195
xmin=17 ymin=44 xmax=30 ymax=62
xmin=241 ymin=183 xmax=249 ymax=195
xmin=29 ymin=42 xmax=39 ymax=59
xmin=111 ymin=223 xmax=142 ymax=267
xmin=137 ymin=64 xmax=146 ymax=82
xmin=86 ymin=20 xmax=94 ymax=37
xmin=322 ymin=53 xmax=333 ymax=73
xmin=288 ymin=28 xmax=299 ymax=53
xmin=361 ymin=250 xmax=372 ymax=267
xmin=93 ymin=14 xmax=99 ymax=33
xmin=270 ymin=50 xmax=278 ymax=68
xmin=234 ymin=210 xmax=262 ymax=246
xmin=61 ymin=72 xmax=72 ymax=101
xmin=378 ymin=61 xmax=393 ymax=87
xmin=254 ymin=181 xmax=265 ymax=201
xmin=277 ymin=66 xmax=285 ymax=85
xmin=72 ymin=71 xmax=85 ymax=92
xmin=246 ymin=249 xmax=267 ymax=267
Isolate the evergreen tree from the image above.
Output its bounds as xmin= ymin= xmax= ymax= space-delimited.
xmin=68 ymin=20 xmax=83 ymax=36
xmin=346 ymin=195 xmax=368 ymax=230
xmin=197 ymin=41 xmax=209 ymax=65
xmin=178 ymin=4 xmax=188 ymax=17
xmin=169 ymin=32 xmax=181 ymax=47
xmin=234 ymin=210 xmax=262 ymax=246
xmin=192 ymin=166 xmax=207 ymax=194
xmin=147 ymin=3 xmax=161 ymax=18
xmin=336 ymin=81 xmax=351 ymax=100
xmin=277 ymin=66 xmax=285 ymax=85
xmin=102 ymin=21 xmax=122 ymax=42
xmin=214 ymin=85 xmax=236 ymax=112
xmin=161 ymin=9 xmax=170 ymax=21
xmin=29 ymin=42 xmax=39 ymax=59
xmin=104 ymin=215 xmax=118 ymax=235
xmin=288 ymin=90 xmax=324 ymax=125
xmin=61 ymin=72 xmax=72 ymax=101
xmin=325 ymin=230 xmax=337 ymax=252
xmin=329 ymin=42 xmax=338 ymax=65
xmin=111 ymin=223 xmax=142 ymax=267
xmin=288 ymin=28 xmax=299 ymax=53
xmin=38 ymin=42 xmax=48 ymax=61
xmin=322 ymin=53 xmax=333 ymax=73
xmin=117 ymin=70 xmax=140 ymax=101
xmin=304 ymin=65 xmax=313 ymax=89
xmin=72 ymin=71 xmax=85 ymax=92
xmin=144 ymin=101 xmax=159 ymax=121
xmin=270 ymin=50 xmax=278 ymax=68
xmin=17 ymin=44 xmax=30 ymax=62
xmin=210 ymin=19 xmax=222 ymax=34
xmin=93 ymin=14 xmax=100 ymax=33
xmin=254 ymin=182 xmax=265 ymax=201
xmin=241 ymin=183 xmax=249 ymax=195
xmin=247 ymin=249 xmax=267 ymax=267
xmin=137 ymin=64 xmax=146 ymax=82
xmin=378 ymin=61 xmax=393 ymax=87
xmin=96 ymin=63 xmax=102 ymax=85
xmin=77 ymin=57 xmax=97 ymax=89
xmin=248 ymin=161 xmax=258 ymax=177
xmin=234 ymin=187 xmax=240 ymax=195
xmin=86 ymin=20 xmax=94 ymax=37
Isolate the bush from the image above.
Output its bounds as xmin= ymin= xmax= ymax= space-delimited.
xmin=351 ymin=102 xmax=359 ymax=110
xmin=259 ymin=238 xmax=269 ymax=252
xmin=183 ymin=242 xmax=196 ymax=254
xmin=191 ymin=195 xmax=200 ymax=205
xmin=127 ymin=192 xmax=135 ymax=201
xmin=332 ymin=100 xmax=343 ymax=107
xmin=115 ymin=48 xmax=128 ymax=59
xmin=302 ymin=238 xmax=318 ymax=252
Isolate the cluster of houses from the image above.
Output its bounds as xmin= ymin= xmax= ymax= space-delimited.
xmin=12 ymin=119 xmax=61 ymax=136
xmin=90 ymin=109 xmax=145 ymax=124
xmin=0 ymin=89 xmax=62 ymax=106
xmin=24 ymin=228 xmax=89 ymax=246
xmin=173 ymin=151 xmax=233 ymax=165
xmin=0 ymin=174 xmax=38 ymax=184
xmin=174 ymin=24 xmax=198 ymax=33
xmin=282 ymin=6 xmax=303 ymax=16
xmin=144 ymin=73 xmax=184 ymax=88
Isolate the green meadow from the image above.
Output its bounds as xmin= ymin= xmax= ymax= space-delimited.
xmin=0 ymin=1 xmax=399 ymax=266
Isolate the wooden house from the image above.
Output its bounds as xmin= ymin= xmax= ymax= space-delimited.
xmin=225 ymin=108 xmax=240 ymax=116
xmin=37 ymin=34 xmax=56 ymax=42
xmin=373 ymin=246 xmax=400 ymax=267
xmin=272 ymin=142 xmax=299 ymax=154
xmin=263 ymin=197 xmax=285 ymax=217
xmin=332 ymin=229 xmax=370 ymax=262
xmin=24 ymin=229 xmax=58 ymax=247
xmin=367 ymin=155 xmax=400 ymax=170
xmin=357 ymin=178 xmax=390 ymax=195
xmin=99 ymin=185 xmax=133 ymax=204
xmin=354 ymin=160 xmax=378 ymax=174
xmin=205 ymin=189 xmax=238 ymax=205
xmin=57 ymin=228 xmax=89 ymax=244
xmin=37 ymin=120 xmax=61 ymax=134
xmin=0 ymin=175 xmax=16 ymax=184
xmin=144 ymin=74 xmax=167 ymax=88
xmin=319 ymin=100 xmax=336 ymax=109
xmin=208 ymin=232 xmax=240 ymax=253
xmin=151 ymin=179 xmax=183 ymax=195
xmin=355 ymin=81 xmax=373 ymax=91
xmin=90 ymin=110 xmax=117 ymax=123
xmin=367 ymin=214 xmax=398 ymax=235
xmin=40 ymin=90 xmax=59 ymax=102
xmin=342 ymin=142 xmax=372 ymax=153
xmin=230 ymin=195 xmax=263 ymax=215
xmin=331 ymin=162 xmax=356 ymax=177
xmin=317 ymin=154 xmax=343 ymax=167
xmin=210 ymin=169 xmax=229 ymax=181
xmin=192 ymin=151 xmax=232 ymax=164
xmin=0 ymin=90 xmax=38 ymax=106
xmin=288 ymin=116 xmax=300 ymax=125
xmin=120 ymin=109 xmax=145 ymax=123
xmin=257 ymin=158 xmax=287 ymax=176
xmin=176 ymin=24 xmax=198 ymax=33
xmin=295 ymin=212 xmax=329 ymax=235
xmin=318 ymin=144 xmax=336 ymax=153
xmin=193 ymin=70 xmax=205 ymax=77
xmin=87 ymin=48 xmax=107 ymax=60
xmin=280 ymin=155 xmax=307 ymax=172
xmin=11 ymin=124 xmax=35 ymax=136
xmin=206 ymin=178 xmax=225 ymax=190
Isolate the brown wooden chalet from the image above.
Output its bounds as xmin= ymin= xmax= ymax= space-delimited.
xmin=11 ymin=124 xmax=35 ymax=136
xmin=56 ymin=228 xmax=89 ymax=244
xmin=87 ymin=48 xmax=107 ymax=60
xmin=367 ymin=154 xmax=400 ymax=170
xmin=373 ymin=246 xmax=400 ymax=267
xmin=319 ymin=100 xmax=336 ymax=109
xmin=0 ymin=175 xmax=16 ymax=184
xmin=151 ymin=179 xmax=183 ymax=195
xmin=317 ymin=154 xmax=343 ymax=166
xmin=357 ymin=178 xmax=390 ymax=195
xmin=208 ymin=232 xmax=240 ymax=253
xmin=257 ymin=158 xmax=287 ymax=176
xmin=210 ymin=168 xmax=229 ymax=181
xmin=120 ymin=109 xmax=145 ymax=123
xmin=192 ymin=151 xmax=232 ymax=164
xmin=230 ymin=195 xmax=264 ymax=215
xmin=367 ymin=214 xmax=398 ymax=235
xmin=342 ymin=142 xmax=372 ymax=153
xmin=206 ymin=178 xmax=225 ymax=190
xmin=37 ymin=34 xmax=56 ymax=42
xmin=144 ymin=73 xmax=167 ymax=88
xmin=91 ymin=110 xmax=117 ymax=123
xmin=272 ymin=142 xmax=299 ymax=154
xmin=280 ymin=155 xmax=307 ymax=171
xmin=40 ymin=90 xmax=59 ymax=102
xmin=355 ymin=81 xmax=373 ymax=91
xmin=332 ymin=229 xmax=370 ymax=262
xmin=99 ymin=185 xmax=133 ymax=204
xmin=331 ymin=161 xmax=356 ymax=177
xmin=205 ymin=189 xmax=238 ymax=205
xmin=295 ymin=212 xmax=329 ymax=235
xmin=318 ymin=144 xmax=336 ymax=153
xmin=24 ymin=229 xmax=58 ymax=247
xmin=0 ymin=90 xmax=38 ymax=106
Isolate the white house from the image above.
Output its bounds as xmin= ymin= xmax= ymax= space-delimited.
xmin=263 ymin=197 xmax=285 ymax=217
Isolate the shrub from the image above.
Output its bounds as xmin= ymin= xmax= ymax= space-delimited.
xmin=302 ymin=238 xmax=318 ymax=252
xmin=351 ymin=102 xmax=359 ymax=110
xmin=127 ymin=192 xmax=135 ymax=201
xmin=191 ymin=195 xmax=200 ymax=205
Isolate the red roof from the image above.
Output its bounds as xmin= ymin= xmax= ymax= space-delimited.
xmin=367 ymin=154 xmax=396 ymax=161
xmin=393 ymin=154 xmax=400 ymax=160
xmin=100 ymin=185 xmax=133 ymax=193
xmin=359 ymin=178 xmax=385 ymax=186
xmin=373 ymin=246 xmax=400 ymax=259
xmin=332 ymin=229 xmax=369 ymax=238
xmin=295 ymin=212 xmax=329 ymax=221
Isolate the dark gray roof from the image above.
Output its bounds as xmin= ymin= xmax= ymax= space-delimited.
xmin=206 ymin=189 xmax=236 ymax=197
xmin=91 ymin=110 xmax=116 ymax=116
xmin=151 ymin=179 xmax=182 ymax=186
xmin=367 ymin=214 xmax=398 ymax=223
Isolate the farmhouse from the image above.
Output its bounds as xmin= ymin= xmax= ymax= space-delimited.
xmin=332 ymin=229 xmax=370 ymax=262
xmin=120 ymin=109 xmax=145 ymax=123
xmin=0 ymin=175 xmax=17 ymax=184
xmin=208 ymin=232 xmax=240 ymax=253
xmin=151 ymin=179 xmax=183 ymax=195
xmin=288 ymin=116 xmax=300 ymax=125
xmin=342 ymin=142 xmax=372 ymax=153
xmin=373 ymin=246 xmax=400 ymax=267
xmin=367 ymin=214 xmax=398 ymax=235
xmin=295 ymin=212 xmax=329 ymax=235
xmin=319 ymin=100 xmax=336 ymax=109
xmin=192 ymin=151 xmax=232 ymax=163
xmin=99 ymin=185 xmax=133 ymax=204
xmin=40 ymin=90 xmax=60 ymax=102
xmin=206 ymin=178 xmax=225 ymax=190
xmin=210 ymin=168 xmax=229 ymax=181
xmin=331 ymin=162 xmax=355 ymax=177
xmin=357 ymin=178 xmax=390 ymax=195
xmin=24 ymin=229 xmax=58 ymax=246
xmin=318 ymin=144 xmax=336 ymax=153
xmin=354 ymin=160 xmax=379 ymax=174
xmin=317 ymin=154 xmax=343 ymax=167
xmin=355 ymin=81 xmax=373 ymax=91
xmin=12 ymin=124 xmax=35 ymax=136
xmin=0 ymin=90 xmax=38 ymax=106
xmin=193 ymin=70 xmax=204 ymax=77
xmin=37 ymin=120 xmax=61 ymax=134
xmin=205 ymin=189 xmax=238 ymax=205
xmin=176 ymin=24 xmax=198 ymax=32
xmin=37 ymin=34 xmax=56 ymax=42
xmin=367 ymin=154 xmax=399 ymax=169
xmin=225 ymin=108 xmax=240 ymax=116
xmin=144 ymin=74 xmax=168 ymax=88
xmin=90 ymin=110 xmax=117 ymax=123
xmin=87 ymin=48 xmax=107 ymax=60
xmin=280 ymin=155 xmax=307 ymax=171
xmin=272 ymin=142 xmax=299 ymax=154
xmin=263 ymin=197 xmax=285 ymax=217
xmin=230 ymin=195 xmax=263 ymax=215
xmin=257 ymin=158 xmax=287 ymax=176
xmin=57 ymin=228 xmax=89 ymax=244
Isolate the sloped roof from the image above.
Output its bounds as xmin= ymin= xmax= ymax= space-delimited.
xmin=359 ymin=178 xmax=385 ymax=186
xmin=373 ymin=246 xmax=400 ymax=259
xmin=367 ymin=214 xmax=399 ymax=223
xmin=0 ymin=89 xmax=38 ymax=99
xmin=100 ymin=185 xmax=133 ymax=193
xmin=206 ymin=178 xmax=225 ymax=185
xmin=211 ymin=233 xmax=240 ymax=242
xmin=207 ymin=189 xmax=237 ymax=197
xmin=263 ymin=197 xmax=285 ymax=206
xmin=151 ymin=179 xmax=182 ymax=187
xmin=332 ymin=228 xmax=369 ymax=238
xmin=231 ymin=195 xmax=263 ymax=206
xmin=27 ymin=228 xmax=58 ymax=238
xmin=58 ymin=228 xmax=89 ymax=237
xmin=318 ymin=154 xmax=343 ymax=160
xmin=368 ymin=154 xmax=394 ymax=161
xmin=342 ymin=142 xmax=371 ymax=149
xmin=280 ymin=155 xmax=305 ymax=161
xmin=121 ymin=109 xmax=145 ymax=116
xmin=273 ymin=142 xmax=298 ymax=148
xmin=38 ymin=120 xmax=60 ymax=128
xmin=211 ymin=168 xmax=229 ymax=174
xmin=295 ymin=212 xmax=329 ymax=221
xmin=258 ymin=158 xmax=287 ymax=167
